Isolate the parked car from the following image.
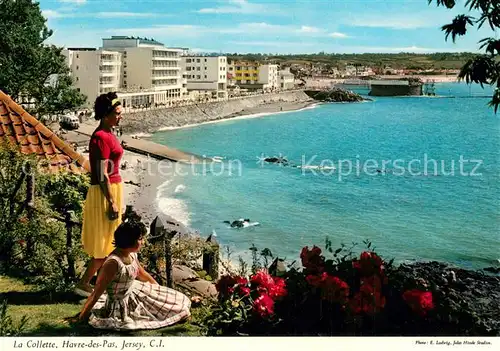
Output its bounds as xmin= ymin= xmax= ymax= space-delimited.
xmin=59 ymin=114 xmax=80 ymax=130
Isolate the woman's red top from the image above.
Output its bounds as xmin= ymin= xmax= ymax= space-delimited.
xmin=89 ymin=129 xmax=123 ymax=185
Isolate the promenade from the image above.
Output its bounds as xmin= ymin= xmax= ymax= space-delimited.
xmin=72 ymin=124 xmax=208 ymax=164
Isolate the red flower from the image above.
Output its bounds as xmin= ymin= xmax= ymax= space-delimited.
xmin=349 ymin=277 xmax=386 ymax=315
xmin=269 ymin=277 xmax=287 ymax=299
xmin=300 ymin=246 xmax=325 ymax=273
xmin=251 ymin=270 xmax=288 ymax=300
xmin=251 ymin=270 xmax=275 ymax=291
xmin=321 ymin=274 xmax=350 ymax=304
xmin=215 ymin=275 xmax=237 ymax=299
xmin=216 ymin=275 xmax=251 ymax=299
xmin=235 ymin=276 xmax=250 ymax=297
xmin=253 ymin=294 xmax=275 ymax=318
xmin=306 ymin=272 xmax=350 ymax=304
xmin=403 ymin=289 xmax=434 ymax=316
xmin=353 ymin=251 xmax=384 ymax=276
xmin=18 ymin=240 xmax=26 ymax=246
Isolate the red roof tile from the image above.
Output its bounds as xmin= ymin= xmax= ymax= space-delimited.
xmin=0 ymin=90 xmax=90 ymax=173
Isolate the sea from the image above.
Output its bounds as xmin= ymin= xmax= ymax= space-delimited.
xmin=150 ymin=82 xmax=500 ymax=270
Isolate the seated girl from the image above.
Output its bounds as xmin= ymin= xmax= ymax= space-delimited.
xmin=71 ymin=217 xmax=191 ymax=330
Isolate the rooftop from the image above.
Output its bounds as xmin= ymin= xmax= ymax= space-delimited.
xmin=0 ymin=90 xmax=89 ymax=173
xmin=104 ymin=36 xmax=165 ymax=46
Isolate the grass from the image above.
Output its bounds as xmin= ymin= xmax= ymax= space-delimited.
xmin=0 ymin=276 xmax=205 ymax=336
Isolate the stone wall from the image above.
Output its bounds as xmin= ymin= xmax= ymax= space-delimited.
xmin=120 ymin=90 xmax=311 ymax=134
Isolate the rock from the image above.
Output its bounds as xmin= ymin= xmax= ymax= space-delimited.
xmin=305 ymin=88 xmax=366 ymax=103
xmin=173 ymin=265 xmax=217 ymax=298
xmin=264 ymin=157 xmax=288 ymax=165
xmin=484 ymin=266 xmax=500 ymax=274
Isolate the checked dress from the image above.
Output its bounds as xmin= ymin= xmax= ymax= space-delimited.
xmin=89 ymin=253 xmax=191 ymax=330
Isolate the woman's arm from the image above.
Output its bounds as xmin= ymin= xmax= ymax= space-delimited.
xmin=78 ymin=260 xmax=118 ymax=321
xmin=137 ymin=263 xmax=158 ymax=285
xmin=95 ymin=160 xmax=119 ymax=219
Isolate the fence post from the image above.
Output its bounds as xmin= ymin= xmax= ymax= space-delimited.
xmin=203 ymin=234 xmax=219 ymax=280
xmin=65 ymin=211 xmax=76 ymax=281
xmin=164 ymin=231 xmax=174 ymax=288
xmin=25 ymin=163 xmax=35 ymax=257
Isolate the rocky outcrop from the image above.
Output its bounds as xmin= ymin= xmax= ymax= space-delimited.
xmin=305 ymin=88 xmax=366 ymax=102
xmin=388 ymin=261 xmax=500 ymax=335
xmin=120 ymin=91 xmax=311 ymax=134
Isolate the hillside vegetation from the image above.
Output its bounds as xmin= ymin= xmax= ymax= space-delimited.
xmin=227 ymin=52 xmax=478 ymax=70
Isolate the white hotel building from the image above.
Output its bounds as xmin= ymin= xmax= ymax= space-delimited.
xmin=64 ymin=36 xmax=185 ymax=108
xmin=62 ymin=48 xmax=122 ymax=105
xmin=180 ymin=56 xmax=228 ymax=99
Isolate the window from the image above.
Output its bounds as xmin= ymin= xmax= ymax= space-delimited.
xmin=76 ymin=66 xmax=79 ymax=70
xmin=197 ymin=75 xmax=201 ymax=79
xmin=204 ymin=59 xmax=207 ymax=62
xmin=204 ymin=75 xmax=207 ymax=79
xmin=186 ymin=59 xmax=191 ymax=63
xmin=76 ymin=54 xmax=79 ymax=58
xmin=187 ymin=67 xmax=191 ymax=71
xmin=197 ymin=67 xmax=200 ymax=71
xmin=197 ymin=59 xmax=200 ymax=63
xmin=76 ymin=77 xmax=79 ymax=81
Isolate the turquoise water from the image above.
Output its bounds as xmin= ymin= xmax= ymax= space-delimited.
xmin=151 ymin=83 xmax=500 ymax=269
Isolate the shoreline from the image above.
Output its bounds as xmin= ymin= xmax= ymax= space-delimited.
xmin=155 ymin=100 xmax=320 ymax=133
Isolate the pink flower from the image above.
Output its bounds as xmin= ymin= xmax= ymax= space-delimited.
xmin=253 ymin=294 xmax=275 ymax=318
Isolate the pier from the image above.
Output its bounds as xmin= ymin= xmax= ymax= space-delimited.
xmin=71 ymin=124 xmax=209 ymax=164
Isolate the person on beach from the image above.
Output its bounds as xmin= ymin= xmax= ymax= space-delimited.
xmin=68 ymin=218 xmax=191 ymax=330
xmin=75 ymin=92 xmax=124 ymax=297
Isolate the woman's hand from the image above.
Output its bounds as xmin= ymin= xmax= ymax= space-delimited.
xmin=108 ymin=202 xmax=119 ymax=220
xmin=63 ymin=313 xmax=87 ymax=325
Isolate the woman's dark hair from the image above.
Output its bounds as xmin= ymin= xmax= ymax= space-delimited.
xmin=113 ymin=215 xmax=147 ymax=249
xmin=94 ymin=92 xmax=121 ymax=120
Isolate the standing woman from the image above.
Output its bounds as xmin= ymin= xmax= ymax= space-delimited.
xmin=75 ymin=92 xmax=124 ymax=297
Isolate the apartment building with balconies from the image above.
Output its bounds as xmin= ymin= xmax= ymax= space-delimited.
xmin=180 ymin=56 xmax=227 ymax=99
xmin=102 ymin=36 xmax=183 ymax=106
xmin=63 ymin=48 xmax=122 ymax=106
xmin=227 ymin=61 xmax=280 ymax=91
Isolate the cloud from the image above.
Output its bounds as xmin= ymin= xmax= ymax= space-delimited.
xmin=298 ymin=26 xmax=322 ymax=33
xmin=58 ymin=0 xmax=86 ymax=4
xmin=42 ymin=10 xmax=67 ymax=19
xmin=197 ymin=0 xmax=268 ymax=15
xmin=95 ymin=12 xmax=160 ymax=18
xmin=108 ymin=25 xmax=204 ymax=38
xmin=329 ymin=32 xmax=349 ymax=38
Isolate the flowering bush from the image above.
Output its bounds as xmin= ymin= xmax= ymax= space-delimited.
xmin=204 ymin=241 xmax=441 ymax=336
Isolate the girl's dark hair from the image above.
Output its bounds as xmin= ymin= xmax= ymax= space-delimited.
xmin=113 ymin=215 xmax=147 ymax=249
xmin=94 ymin=92 xmax=121 ymax=120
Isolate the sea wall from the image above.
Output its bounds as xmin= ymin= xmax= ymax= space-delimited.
xmin=120 ymin=90 xmax=311 ymax=134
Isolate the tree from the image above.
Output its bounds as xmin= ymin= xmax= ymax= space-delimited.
xmin=428 ymin=0 xmax=500 ymax=112
xmin=0 ymin=0 xmax=86 ymax=118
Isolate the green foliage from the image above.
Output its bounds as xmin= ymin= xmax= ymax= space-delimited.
xmin=429 ymin=0 xmax=500 ymax=112
xmin=0 ymin=299 xmax=28 ymax=336
xmin=40 ymin=171 xmax=90 ymax=215
xmin=0 ymin=0 xmax=86 ymax=117
xmin=0 ymin=145 xmax=89 ymax=289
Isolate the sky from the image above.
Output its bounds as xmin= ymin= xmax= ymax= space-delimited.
xmin=39 ymin=0 xmax=493 ymax=54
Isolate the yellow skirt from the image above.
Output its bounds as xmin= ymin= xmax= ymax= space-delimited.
xmin=81 ymin=182 xmax=123 ymax=259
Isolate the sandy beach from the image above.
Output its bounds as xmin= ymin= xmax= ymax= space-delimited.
xmin=157 ymin=100 xmax=318 ymax=132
